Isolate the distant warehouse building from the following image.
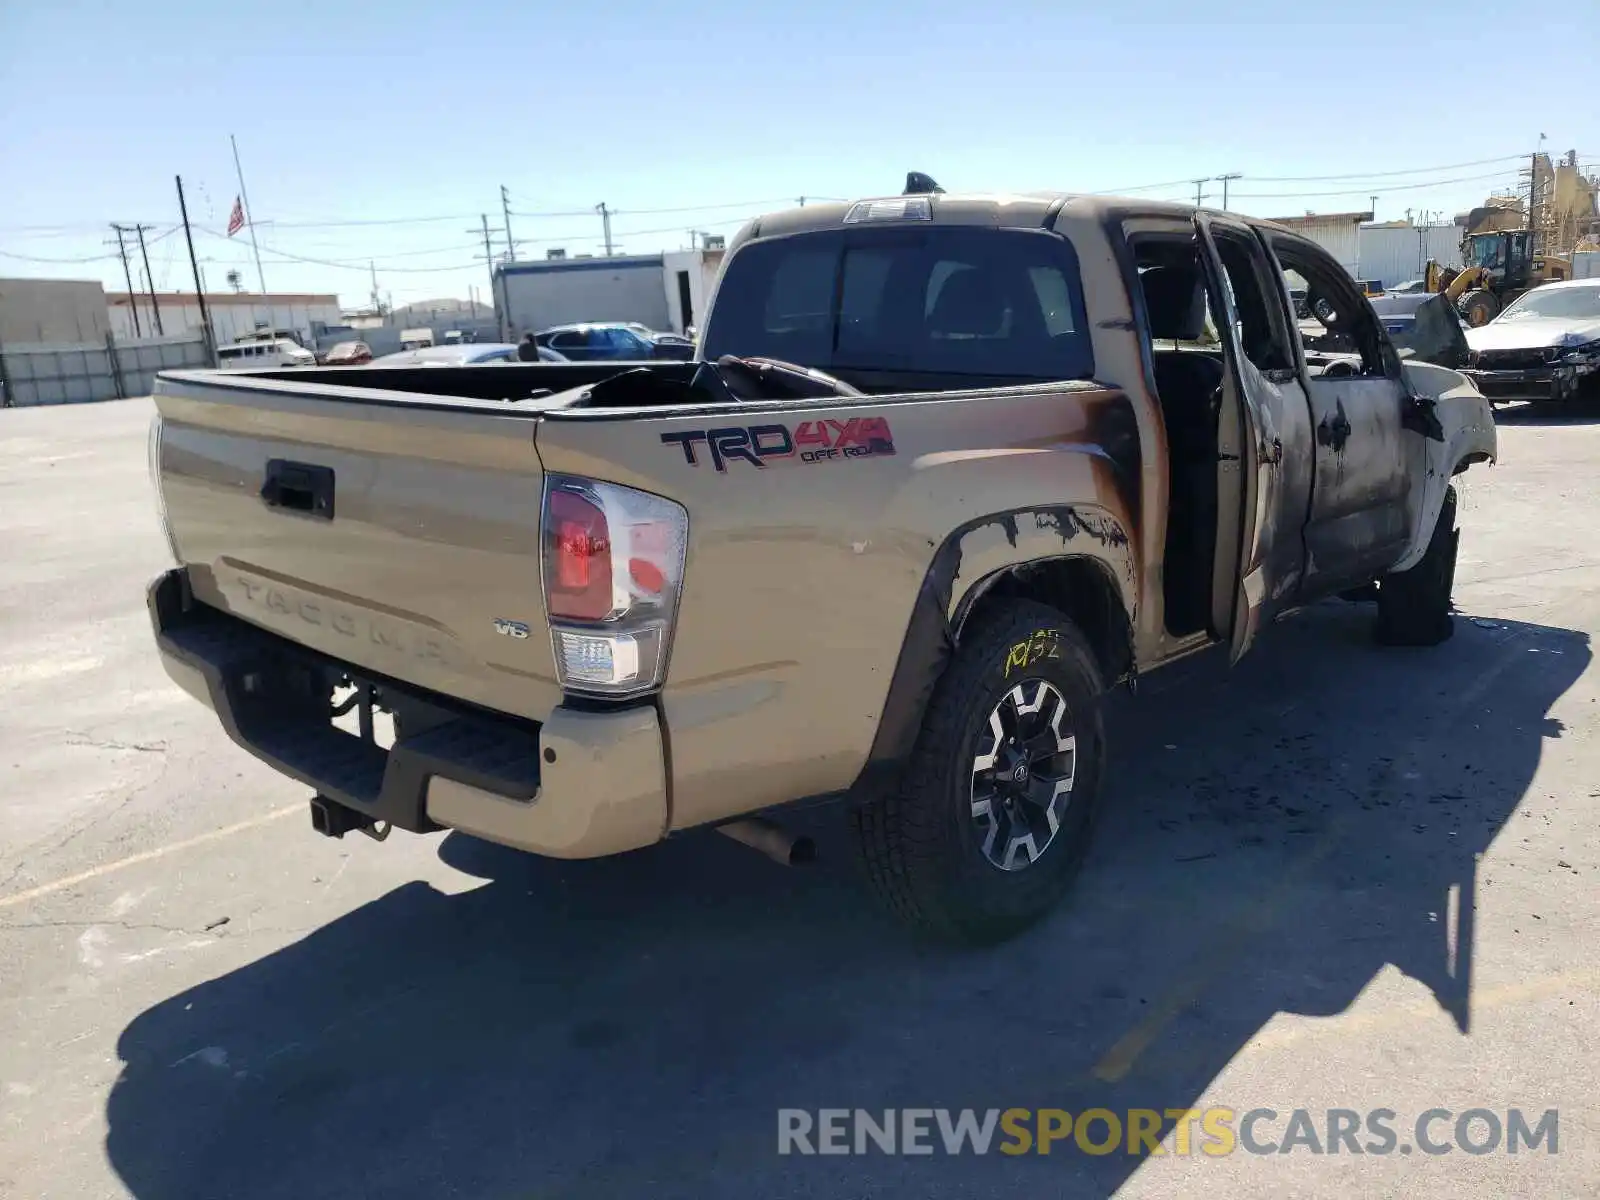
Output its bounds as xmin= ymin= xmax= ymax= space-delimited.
xmin=1264 ymin=211 xmax=1465 ymax=288
xmin=107 ymin=290 xmax=340 ymax=348
xmin=495 ymin=247 xmax=725 ymax=339
xmin=0 ymin=277 xmax=112 ymax=345
xmin=1357 ymin=222 xmax=1463 ymax=287
xmin=1265 ymin=211 xmax=1372 ymax=277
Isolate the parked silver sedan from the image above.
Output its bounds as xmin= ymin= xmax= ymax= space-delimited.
xmin=370 ymin=343 xmax=568 ymax=367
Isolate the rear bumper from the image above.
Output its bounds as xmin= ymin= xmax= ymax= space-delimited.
xmin=148 ymin=569 xmax=667 ymax=859
xmin=1464 ymin=363 xmax=1582 ymax=402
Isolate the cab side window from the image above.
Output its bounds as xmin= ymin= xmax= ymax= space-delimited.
xmin=1211 ymin=233 xmax=1293 ymax=374
xmin=1270 ymin=235 xmax=1391 ymax=377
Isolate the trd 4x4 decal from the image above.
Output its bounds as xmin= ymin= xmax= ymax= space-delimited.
xmin=661 ymin=418 xmax=896 ymax=472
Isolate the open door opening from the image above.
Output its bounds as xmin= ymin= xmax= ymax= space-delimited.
xmin=1129 ymin=238 xmax=1228 ymax=640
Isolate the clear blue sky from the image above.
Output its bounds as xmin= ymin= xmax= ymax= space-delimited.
xmin=2 ymin=0 xmax=1595 ymax=308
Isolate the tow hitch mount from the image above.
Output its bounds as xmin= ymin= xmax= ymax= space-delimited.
xmin=309 ymin=793 xmax=391 ymax=842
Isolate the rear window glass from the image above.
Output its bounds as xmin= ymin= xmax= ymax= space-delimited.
xmin=704 ymin=227 xmax=1092 ymax=382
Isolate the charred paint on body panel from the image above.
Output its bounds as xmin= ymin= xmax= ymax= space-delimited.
xmin=853 ymin=384 xmax=1143 ymax=789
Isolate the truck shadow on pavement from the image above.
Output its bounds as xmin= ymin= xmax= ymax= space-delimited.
xmin=106 ymin=603 xmax=1589 ymax=1200
xmin=1493 ymin=395 xmax=1600 ymax=425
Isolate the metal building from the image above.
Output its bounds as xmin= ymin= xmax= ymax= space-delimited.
xmin=495 ymin=249 xmax=724 ymax=339
xmin=1265 ymin=211 xmax=1372 ymax=277
xmin=106 ymin=291 xmax=340 ymax=347
xmin=1357 ymin=223 xmax=1462 ymax=288
xmin=0 ymin=278 xmax=111 ymax=345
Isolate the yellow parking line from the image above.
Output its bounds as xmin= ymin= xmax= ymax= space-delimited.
xmin=1094 ymin=630 xmax=1531 ymax=1084
xmin=1091 ymin=827 xmax=1342 ymax=1083
xmin=0 ymin=804 xmax=301 ymax=911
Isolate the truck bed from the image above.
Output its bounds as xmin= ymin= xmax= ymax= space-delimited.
xmin=251 ymin=360 xmax=700 ymax=403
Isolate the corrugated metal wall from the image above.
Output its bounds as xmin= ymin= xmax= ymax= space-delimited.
xmin=1283 ymin=220 xmax=1363 ymax=276
xmin=498 ymin=257 xmax=671 ymax=337
xmin=108 ymin=298 xmax=341 ymax=346
xmin=0 ymin=333 xmax=208 ymax=406
xmin=1357 ymin=226 xmax=1461 ymax=287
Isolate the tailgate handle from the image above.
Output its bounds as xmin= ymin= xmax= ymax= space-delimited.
xmin=261 ymin=459 xmax=335 ymax=520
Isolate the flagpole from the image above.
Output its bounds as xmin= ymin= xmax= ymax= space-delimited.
xmin=230 ymin=133 xmax=268 ymax=295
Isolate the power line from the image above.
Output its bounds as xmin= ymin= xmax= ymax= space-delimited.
xmin=1092 ymin=153 xmax=1545 ymax=200
xmin=1090 ymin=176 xmax=1202 ymax=196
xmin=261 ymin=238 xmax=487 ymax=260
xmin=196 ymin=226 xmax=482 ymax=273
xmin=509 ymin=212 xmax=758 ymax=251
xmin=510 ymin=196 xmax=847 ymax=219
xmin=1232 ymin=170 xmax=1521 ymax=200
xmin=0 ymin=247 xmax=121 ymax=263
xmin=254 ymin=213 xmax=480 ymax=229
xmin=1241 ymin=154 xmax=1531 ymax=183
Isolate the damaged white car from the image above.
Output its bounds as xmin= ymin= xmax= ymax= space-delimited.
xmin=1464 ymin=279 xmax=1600 ymax=404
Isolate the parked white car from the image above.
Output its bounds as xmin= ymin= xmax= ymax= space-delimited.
xmin=1464 ymin=279 xmax=1600 ymax=404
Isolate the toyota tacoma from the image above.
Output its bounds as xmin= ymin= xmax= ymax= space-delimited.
xmin=146 ymin=183 xmax=1497 ymax=942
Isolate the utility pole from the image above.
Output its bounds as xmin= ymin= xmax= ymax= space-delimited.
xmin=797 ymin=196 xmax=807 ymax=207
xmin=1527 ymin=149 xmax=1542 ymax=254
xmin=1369 ymin=195 xmax=1379 ymax=220
xmin=1217 ymin=172 xmax=1241 ymax=210
xmin=1192 ymin=179 xmax=1209 ymax=207
xmin=174 ymin=176 xmax=213 ymax=358
xmin=500 ymin=185 xmax=516 ymax=262
xmin=597 ymin=202 xmax=614 ymax=256
xmin=369 ymin=261 xmax=381 ymax=315
xmin=110 ymin=224 xmax=142 ymax=337
xmin=229 ymin=134 xmax=268 ymax=294
xmin=475 ymin=214 xmax=505 ymax=342
xmin=133 ymin=224 xmax=164 ymax=335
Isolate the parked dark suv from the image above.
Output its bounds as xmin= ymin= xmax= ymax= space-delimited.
xmin=534 ymin=322 xmax=696 ymax=362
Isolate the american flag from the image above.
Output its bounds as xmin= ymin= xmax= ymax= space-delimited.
xmin=227 ymin=196 xmax=245 ymax=237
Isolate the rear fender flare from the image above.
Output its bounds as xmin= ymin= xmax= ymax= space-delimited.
xmin=853 ymin=504 xmax=1136 ymax=793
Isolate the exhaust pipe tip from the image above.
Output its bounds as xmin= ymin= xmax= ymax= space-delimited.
xmin=717 ymin=817 xmax=815 ymax=866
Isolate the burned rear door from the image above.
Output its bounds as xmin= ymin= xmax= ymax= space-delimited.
xmin=1194 ymin=215 xmax=1315 ymax=662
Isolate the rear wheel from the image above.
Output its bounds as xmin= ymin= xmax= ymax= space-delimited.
xmin=852 ymin=601 xmax=1107 ymax=943
xmin=1376 ymin=487 xmax=1458 ymax=646
xmin=1457 ymin=289 xmax=1500 ymax=327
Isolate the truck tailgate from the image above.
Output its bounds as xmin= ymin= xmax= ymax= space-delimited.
xmin=152 ymin=375 xmax=562 ymax=722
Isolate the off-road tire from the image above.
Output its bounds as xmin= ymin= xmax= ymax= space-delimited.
xmin=852 ymin=601 xmax=1107 ymax=944
xmin=1376 ymin=487 xmax=1458 ymax=646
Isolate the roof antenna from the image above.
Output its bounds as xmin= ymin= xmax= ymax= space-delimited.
xmin=904 ymin=171 xmax=944 ymax=196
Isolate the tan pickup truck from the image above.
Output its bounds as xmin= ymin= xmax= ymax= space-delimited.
xmin=147 ymin=186 xmax=1497 ymax=943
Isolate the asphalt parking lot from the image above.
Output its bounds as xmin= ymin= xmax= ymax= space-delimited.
xmin=3 ymin=396 xmax=1599 ymax=1199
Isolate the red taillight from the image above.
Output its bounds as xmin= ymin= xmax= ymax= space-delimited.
xmin=541 ymin=475 xmax=689 ymax=697
xmin=546 ymin=488 xmax=612 ymax=620
xmin=629 ymin=557 xmax=665 ymax=594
